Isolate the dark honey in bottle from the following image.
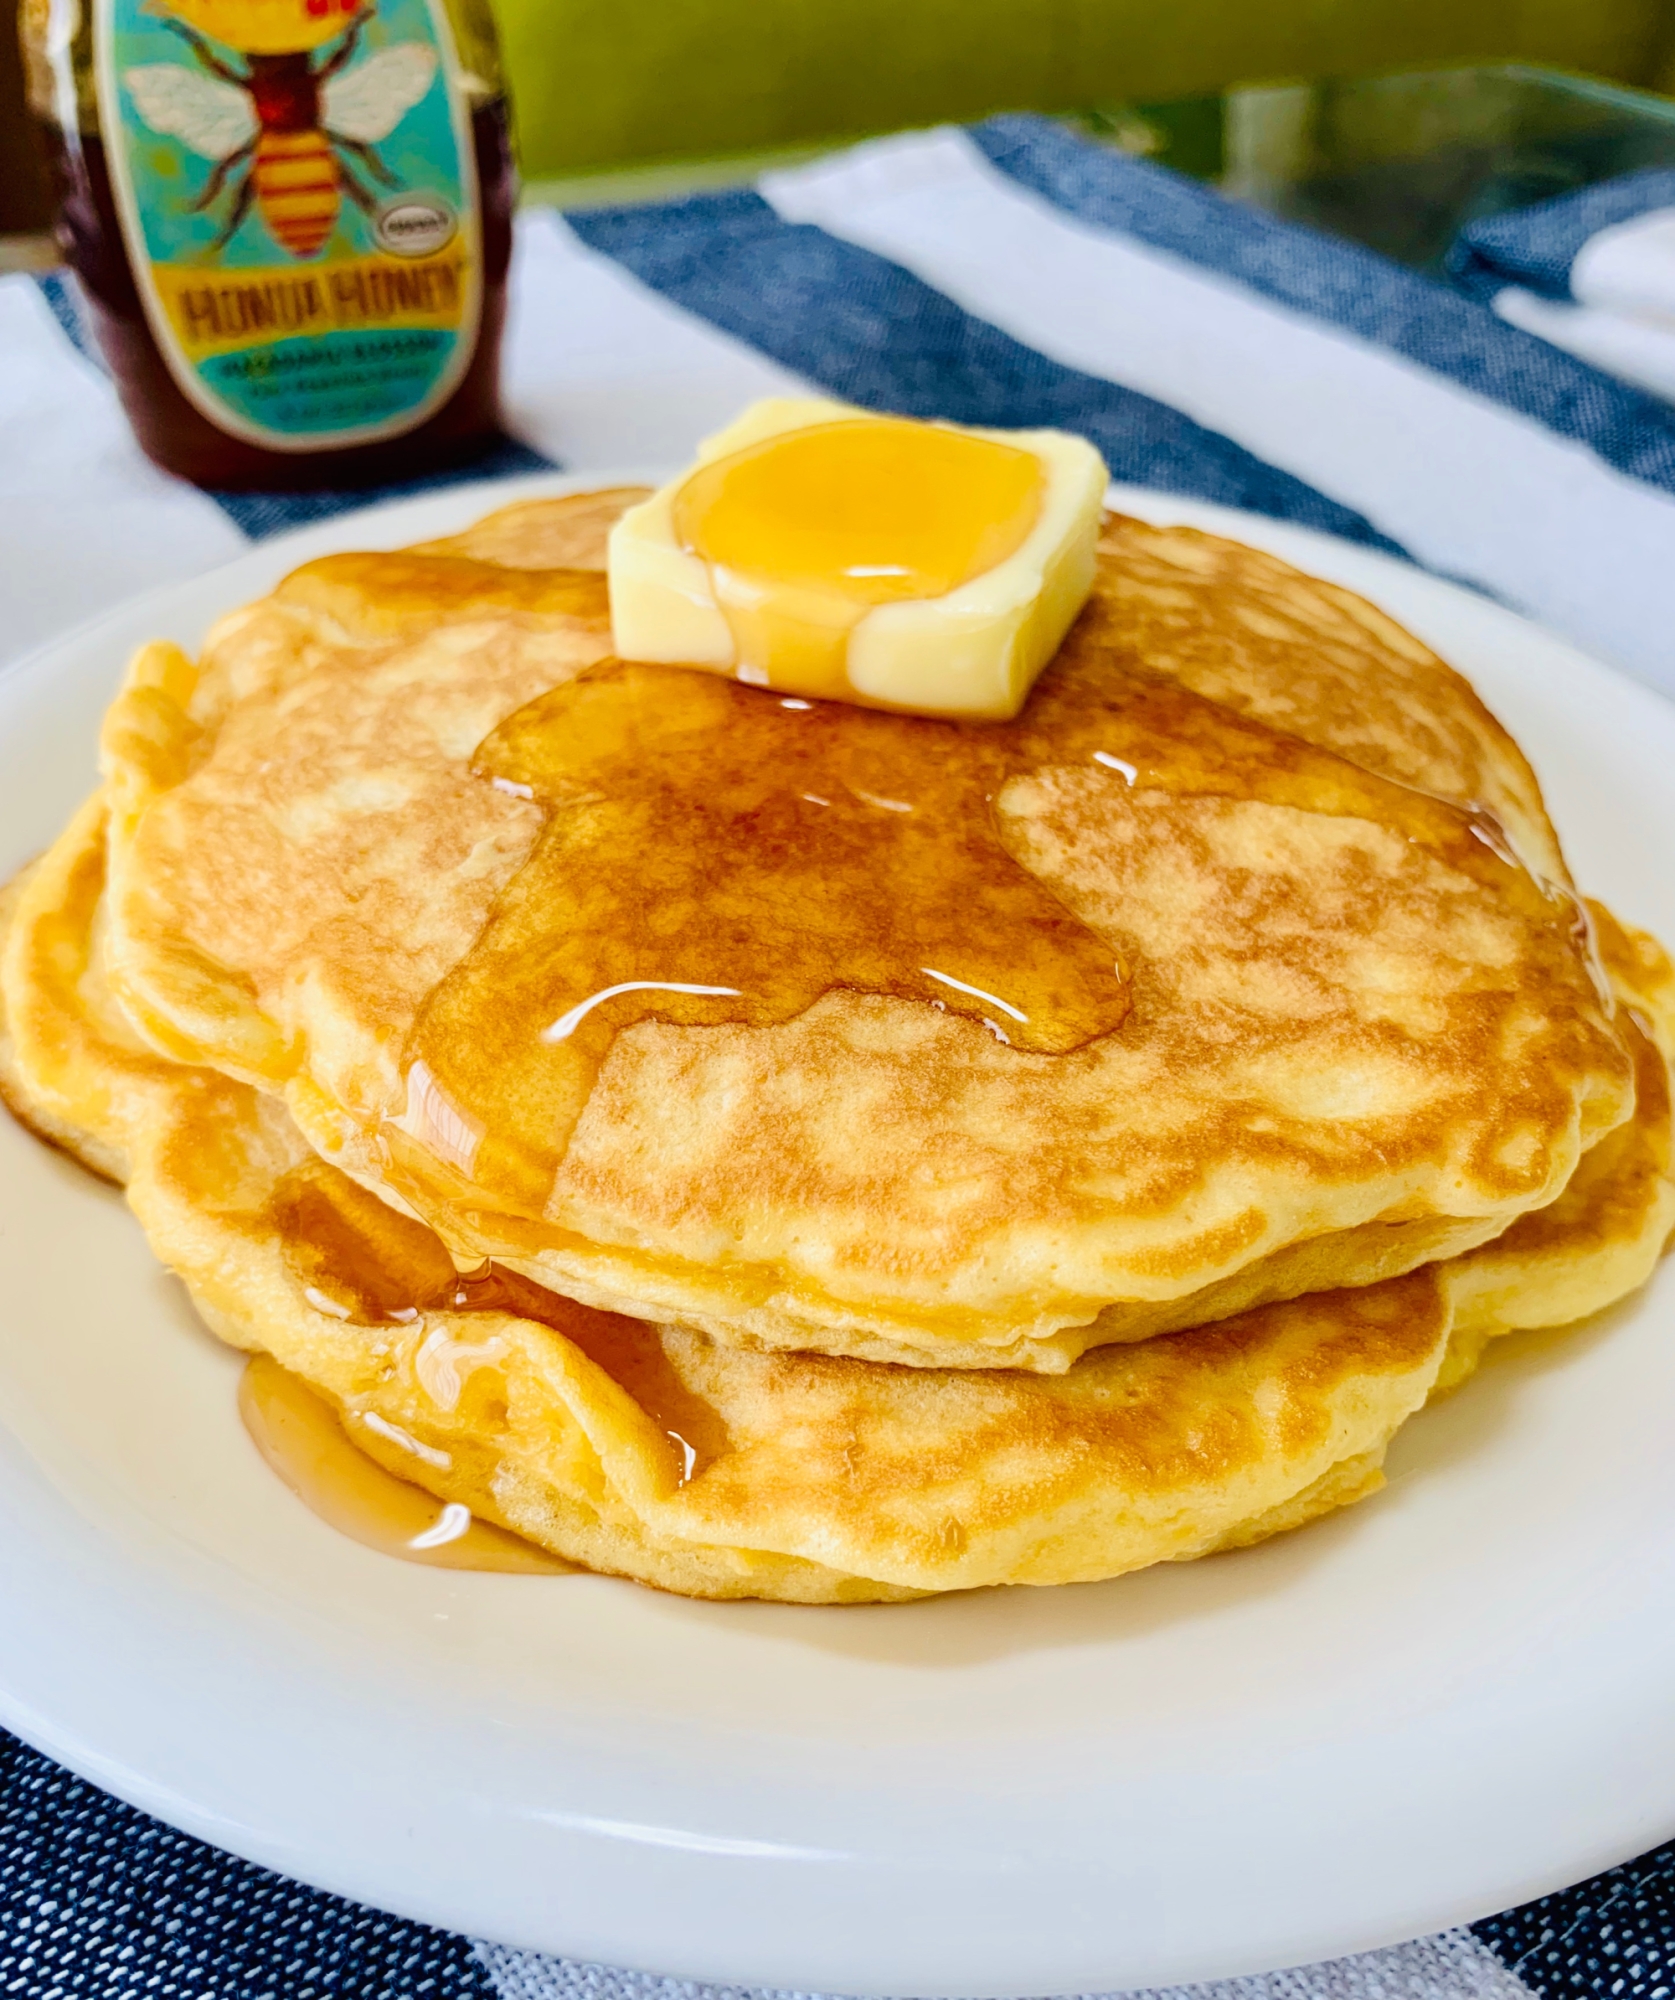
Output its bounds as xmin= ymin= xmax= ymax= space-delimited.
xmin=19 ymin=0 xmax=513 ymax=489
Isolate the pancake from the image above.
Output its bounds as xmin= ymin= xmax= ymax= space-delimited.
xmin=3 ymin=799 xmax=1667 ymax=1601
xmin=87 ymin=493 xmax=1636 ymax=1371
xmin=1082 ymin=515 xmax=1568 ymax=887
xmin=1437 ymin=903 xmax=1675 ymax=1390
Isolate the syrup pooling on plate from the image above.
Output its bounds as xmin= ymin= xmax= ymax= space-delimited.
xmin=239 ymin=1355 xmax=573 ymax=1574
xmin=273 ymin=1156 xmax=728 ymax=1484
xmin=398 ymin=653 xmax=1146 ymax=1214
xmin=671 ymin=418 xmax=1046 ymax=698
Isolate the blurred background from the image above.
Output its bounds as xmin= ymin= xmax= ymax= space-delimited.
xmin=8 ymin=0 xmax=1675 ymax=273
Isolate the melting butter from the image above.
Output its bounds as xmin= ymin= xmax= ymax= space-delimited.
xmin=673 ymin=417 xmax=1045 ymax=699
xmin=608 ymin=399 xmax=1109 ymax=718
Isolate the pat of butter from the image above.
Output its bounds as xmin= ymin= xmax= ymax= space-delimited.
xmin=607 ymin=397 xmax=1109 ymax=721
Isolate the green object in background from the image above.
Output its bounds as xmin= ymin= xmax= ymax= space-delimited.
xmin=1081 ymin=96 xmax=1226 ymax=181
xmin=512 ymin=37 xmax=1675 ymax=296
xmin=1085 ymin=64 xmax=1675 ymax=276
xmin=496 ymin=0 xmax=1675 ymax=185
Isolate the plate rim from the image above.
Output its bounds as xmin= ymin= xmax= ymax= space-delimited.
xmin=2 ymin=474 xmax=1674 ymax=1996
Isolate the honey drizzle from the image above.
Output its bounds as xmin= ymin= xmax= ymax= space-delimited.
xmin=239 ymin=1354 xmax=573 ymax=1574
xmin=670 ymin=418 xmax=1047 ymax=696
xmin=393 ymin=637 xmax=1550 ymax=1222
xmin=273 ymin=1157 xmax=728 ymax=1479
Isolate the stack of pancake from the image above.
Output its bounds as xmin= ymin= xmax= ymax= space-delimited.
xmin=3 ymin=490 xmax=1670 ymax=1602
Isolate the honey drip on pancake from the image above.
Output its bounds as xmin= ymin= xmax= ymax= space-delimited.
xmin=389 ymin=631 xmax=1565 ymax=1221
xmin=272 ymin=1157 xmax=729 ymax=1486
xmin=671 ymin=417 xmax=1046 ymax=696
xmin=239 ymin=1355 xmax=572 ymax=1574
xmin=398 ymin=656 xmax=1139 ymax=1212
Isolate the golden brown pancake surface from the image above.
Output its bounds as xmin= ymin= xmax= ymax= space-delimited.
xmin=2 ymin=797 xmax=1667 ymax=1601
xmin=90 ymin=495 xmax=1636 ymax=1369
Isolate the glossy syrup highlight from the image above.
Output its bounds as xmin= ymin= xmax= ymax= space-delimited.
xmin=383 ymin=619 xmax=1557 ymax=1226
xmin=239 ymin=1352 xmax=570 ymax=1572
xmin=672 ymin=417 xmax=1046 ymax=696
xmin=274 ymin=1155 xmax=728 ymax=1482
xmin=398 ymin=654 xmax=1141 ymax=1214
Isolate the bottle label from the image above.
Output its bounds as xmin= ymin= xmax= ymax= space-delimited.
xmin=95 ymin=0 xmax=482 ymax=451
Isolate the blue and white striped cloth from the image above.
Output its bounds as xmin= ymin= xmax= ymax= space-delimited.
xmin=5 ymin=111 xmax=1675 ymax=2000
xmin=1447 ymin=166 xmax=1675 ymax=405
xmin=12 ymin=116 xmax=1675 ymax=696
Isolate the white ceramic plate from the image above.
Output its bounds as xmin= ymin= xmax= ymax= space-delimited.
xmin=3 ymin=474 xmax=1675 ymax=1999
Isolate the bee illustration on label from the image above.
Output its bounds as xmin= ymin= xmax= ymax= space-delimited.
xmin=122 ymin=8 xmax=440 ymax=259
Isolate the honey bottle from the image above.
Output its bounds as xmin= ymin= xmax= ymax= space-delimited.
xmin=18 ymin=0 xmax=514 ymax=489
